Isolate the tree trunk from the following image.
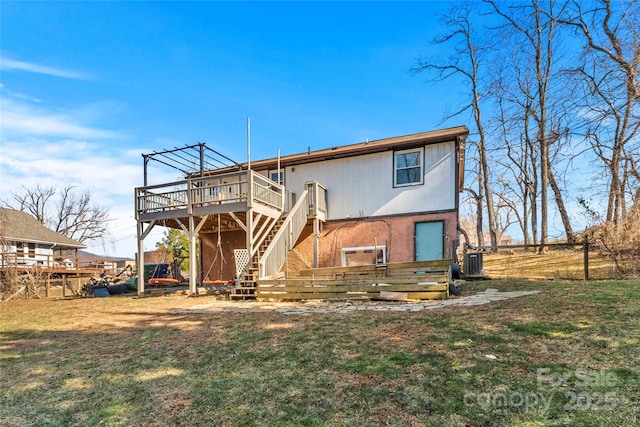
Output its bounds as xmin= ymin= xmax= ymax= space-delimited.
xmin=548 ymin=167 xmax=576 ymax=242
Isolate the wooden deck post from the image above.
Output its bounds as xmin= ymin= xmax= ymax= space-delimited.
xmin=137 ymin=221 xmax=145 ymax=296
xmin=189 ymin=216 xmax=197 ymax=295
xmin=583 ymin=236 xmax=589 ymax=281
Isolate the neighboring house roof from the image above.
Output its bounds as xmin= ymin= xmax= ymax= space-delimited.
xmin=78 ymin=250 xmax=125 ymax=261
xmin=204 ymin=126 xmax=468 ymax=190
xmin=0 ymin=208 xmax=86 ymax=249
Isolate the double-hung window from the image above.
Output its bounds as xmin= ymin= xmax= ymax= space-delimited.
xmin=270 ymin=171 xmax=284 ymax=185
xmin=394 ymin=148 xmax=424 ymax=187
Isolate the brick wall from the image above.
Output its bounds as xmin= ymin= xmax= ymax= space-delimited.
xmin=292 ymin=212 xmax=458 ymax=269
xmin=200 ymin=211 xmax=458 ymax=278
xmin=200 ymin=230 xmax=245 ymax=281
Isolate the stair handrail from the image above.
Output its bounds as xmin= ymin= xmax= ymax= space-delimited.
xmin=258 ymin=189 xmax=309 ymax=279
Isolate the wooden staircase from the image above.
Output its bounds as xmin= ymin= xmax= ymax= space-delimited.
xmin=230 ymin=214 xmax=288 ymax=300
xmin=229 ymin=183 xmax=324 ymax=300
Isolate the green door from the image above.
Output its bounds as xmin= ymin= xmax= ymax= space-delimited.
xmin=415 ymin=221 xmax=444 ymax=261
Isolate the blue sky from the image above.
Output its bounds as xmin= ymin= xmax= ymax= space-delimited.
xmin=1 ymin=1 xmax=466 ymax=257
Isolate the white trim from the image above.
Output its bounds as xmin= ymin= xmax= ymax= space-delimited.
xmin=341 ymin=245 xmax=387 ymax=267
xmin=393 ymin=147 xmax=424 ymax=187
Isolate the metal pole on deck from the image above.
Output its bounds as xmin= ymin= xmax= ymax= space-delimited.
xmin=199 ymin=143 xmax=205 ymax=177
xmin=143 ymin=154 xmax=150 ymax=187
xmin=278 ymin=148 xmax=284 ymax=210
xmin=247 ymin=117 xmax=251 ymax=171
xmin=246 ymin=116 xmax=253 ymax=273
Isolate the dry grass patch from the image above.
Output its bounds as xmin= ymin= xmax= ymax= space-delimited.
xmin=482 ymin=247 xmax=619 ymax=280
xmin=1 ymin=280 xmax=639 ymax=426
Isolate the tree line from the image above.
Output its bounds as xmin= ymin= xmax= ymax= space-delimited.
xmin=2 ymin=184 xmax=110 ymax=244
xmin=3 ymin=0 xmax=637 ymax=259
xmin=414 ymin=0 xmax=639 ymax=249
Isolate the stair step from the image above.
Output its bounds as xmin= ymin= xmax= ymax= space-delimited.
xmin=230 ymin=294 xmax=256 ymax=300
xmin=230 ymin=283 xmax=257 ymax=300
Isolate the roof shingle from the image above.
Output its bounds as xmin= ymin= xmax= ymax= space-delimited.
xmin=0 ymin=208 xmax=86 ymax=249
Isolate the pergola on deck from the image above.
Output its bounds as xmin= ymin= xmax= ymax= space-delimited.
xmin=135 ymin=144 xmax=327 ymax=297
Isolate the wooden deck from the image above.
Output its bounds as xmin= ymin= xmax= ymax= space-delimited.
xmin=135 ymin=170 xmax=286 ymax=227
xmin=256 ymin=259 xmax=453 ymax=301
xmin=11 ymin=266 xmax=110 ymax=276
xmin=1 ymin=253 xmax=118 ymax=277
xmin=1 ymin=251 xmax=122 ymax=299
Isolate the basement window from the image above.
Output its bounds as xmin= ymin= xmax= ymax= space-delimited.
xmin=394 ymin=148 xmax=424 ymax=187
xmin=341 ymin=246 xmax=387 ymax=267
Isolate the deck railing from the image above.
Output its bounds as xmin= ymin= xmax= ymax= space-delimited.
xmin=136 ymin=170 xmax=284 ymax=218
xmin=250 ymin=173 xmax=284 ymax=210
xmin=258 ymin=189 xmax=309 ymax=279
xmin=0 ymin=251 xmax=118 ymax=274
xmin=136 ymin=180 xmax=190 ymax=215
xmin=189 ymin=172 xmax=248 ymax=208
xmin=307 ymin=181 xmax=327 ymax=220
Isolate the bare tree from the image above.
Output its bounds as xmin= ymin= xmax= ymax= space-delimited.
xmin=52 ymin=186 xmax=111 ymax=243
xmin=561 ymin=0 xmax=640 ymax=226
xmin=413 ymin=0 xmax=499 ymax=248
xmin=492 ymin=68 xmax=540 ymax=244
xmin=463 ymin=186 xmax=485 ymax=247
xmin=486 ymin=0 xmax=576 ymax=246
xmin=4 ymin=184 xmax=110 ymax=243
xmin=8 ymin=183 xmax=56 ymax=224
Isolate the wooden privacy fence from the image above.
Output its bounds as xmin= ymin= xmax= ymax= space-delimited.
xmin=256 ymin=259 xmax=453 ymax=301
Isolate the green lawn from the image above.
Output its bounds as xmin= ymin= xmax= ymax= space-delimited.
xmin=1 ymin=280 xmax=638 ymax=426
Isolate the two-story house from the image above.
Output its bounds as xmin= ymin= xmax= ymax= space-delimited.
xmin=135 ymin=126 xmax=468 ymax=297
